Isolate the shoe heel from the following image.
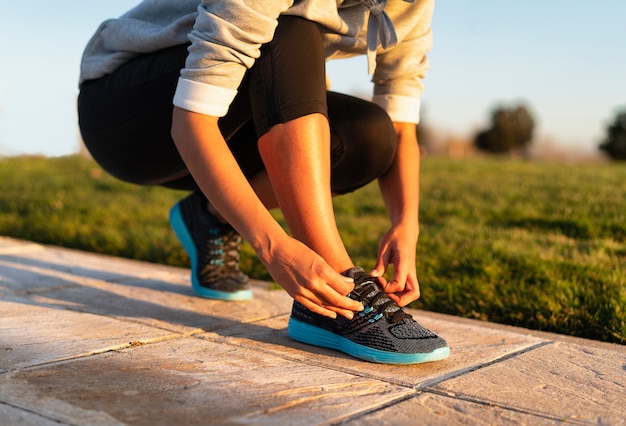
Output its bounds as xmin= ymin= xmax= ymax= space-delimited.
xmin=170 ymin=203 xmax=197 ymax=263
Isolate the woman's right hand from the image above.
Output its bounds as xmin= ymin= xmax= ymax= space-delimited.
xmin=261 ymin=236 xmax=363 ymax=320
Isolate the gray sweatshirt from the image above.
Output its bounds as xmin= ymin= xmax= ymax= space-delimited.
xmin=80 ymin=0 xmax=434 ymax=123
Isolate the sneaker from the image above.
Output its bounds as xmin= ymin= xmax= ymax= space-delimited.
xmin=169 ymin=192 xmax=252 ymax=301
xmin=288 ymin=267 xmax=450 ymax=364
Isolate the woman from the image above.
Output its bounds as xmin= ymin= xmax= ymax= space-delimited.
xmin=78 ymin=0 xmax=449 ymax=364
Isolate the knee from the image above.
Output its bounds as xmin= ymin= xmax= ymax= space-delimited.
xmin=354 ymin=106 xmax=398 ymax=173
xmin=330 ymin=102 xmax=398 ymax=193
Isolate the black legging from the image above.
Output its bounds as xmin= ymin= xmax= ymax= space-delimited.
xmin=78 ymin=16 xmax=398 ymax=194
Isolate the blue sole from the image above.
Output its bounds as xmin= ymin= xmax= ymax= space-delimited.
xmin=288 ymin=317 xmax=450 ymax=364
xmin=169 ymin=203 xmax=253 ymax=301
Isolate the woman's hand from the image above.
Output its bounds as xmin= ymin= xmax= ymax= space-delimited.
xmin=374 ymin=121 xmax=421 ymax=306
xmin=370 ymin=224 xmax=420 ymax=306
xmin=262 ymin=235 xmax=364 ymax=319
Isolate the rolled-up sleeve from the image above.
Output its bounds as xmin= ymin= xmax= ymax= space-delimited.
xmin=372 ymin=0 xmax=434 ymax=124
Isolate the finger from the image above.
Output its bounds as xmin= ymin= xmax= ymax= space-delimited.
xmin=321 ymin=273 xmax=364 ymax=312
xmin=325 ymin=275 xmax=355 ymax=296
xmin=393 ymin=290 xmax=420 ymax=307
xmin=302 ymin=274 xmax=363 ymax=316
xmin=382 ymin=260 xmax=412 ymax=294
xmin=376 ymin=275 xmax=389 ymax=288
xmin=382 ymin=279 xmax=405 ymax=294
xmin=326 ymin=305 xmax=358 ymax=320
xmin=390 ymin=277 xmax=421 ymax=307
xmin=294 ymin=296 xmax=340 ymax=319
xmin=323 ymin=292 xmax=364 ymax=313
xmin=371 ymin=253 xmax=389 ymax=278
xmin=295 ymin=292 xmax=359 ymax=320
xmin=387 ymin=292 xmax=402 ymax=305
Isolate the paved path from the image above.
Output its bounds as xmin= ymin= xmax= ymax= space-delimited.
xmin=0 ymin=236 xmax=624 ymax=425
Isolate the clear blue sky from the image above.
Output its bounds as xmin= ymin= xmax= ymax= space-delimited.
xmin=1 ymin=1 xmax=625 ymax=157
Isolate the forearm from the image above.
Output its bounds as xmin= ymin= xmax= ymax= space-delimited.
xmin=171 ymin=107 xmax=287 ymax=263
xmin=378 ymin=122 xmax=421 ymax=238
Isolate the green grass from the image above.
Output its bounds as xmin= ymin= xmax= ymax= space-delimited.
xmin=1 ymin=155 xmax=624 ymax=344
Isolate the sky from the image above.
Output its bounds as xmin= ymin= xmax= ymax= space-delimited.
xmin=1 ymin=1 xmax=625 ymax=157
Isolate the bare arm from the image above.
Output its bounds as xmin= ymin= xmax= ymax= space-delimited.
xmin=371 ymin=121 xmax=421 ymax=306
xmin=171 ymin=107 xmax=363 ymax=318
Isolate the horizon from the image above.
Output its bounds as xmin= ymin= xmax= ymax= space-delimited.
xmin=1 ymin=1 xmax=625 ymax=157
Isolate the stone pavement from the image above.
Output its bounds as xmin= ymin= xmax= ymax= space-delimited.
xmin=0 ymin=236 xmax=624 ymax=426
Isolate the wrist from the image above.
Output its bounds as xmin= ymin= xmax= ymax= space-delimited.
xmin=250 ymin=225 xmax=291 ymax=267
xmin=391 ymin=217 xmax=420 ymax=240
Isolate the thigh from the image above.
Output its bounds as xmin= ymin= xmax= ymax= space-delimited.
xmin=78 ymin=45 xmax=191 ymax=185
xmin=78 ymin=44 xmax=259 ymax=186
xmin=247 ymin=15 xmax=328 ymax=138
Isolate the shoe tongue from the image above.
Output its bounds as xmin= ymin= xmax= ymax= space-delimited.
xmin=341 ymin=267 xmax=366 ymax=280
xmin=342 ymin=267 xmax=376 ymax=294
xmin=341 ymin=267 xmax=380 ymax=294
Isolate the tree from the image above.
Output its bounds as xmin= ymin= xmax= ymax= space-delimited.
xmin=599 ymin=110 xmax=626 ymax=161
xmin=474 ymin=104 xmax=534 ymax=155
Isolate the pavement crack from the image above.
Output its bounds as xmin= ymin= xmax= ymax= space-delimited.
xmin=423 ymin=388 xmax=591 ymax=425
xmin=415 ymin=340 xmax=554 ymax=391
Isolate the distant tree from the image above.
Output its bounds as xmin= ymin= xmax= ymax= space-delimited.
xmin=474 ymin=104 xmax=534 ymax=155
xmin=599 ymin=110 xmax=626 ymax=161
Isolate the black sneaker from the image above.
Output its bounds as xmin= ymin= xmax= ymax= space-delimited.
xmin=169 ymin=192 xmax=252 ymax=301
xmin=288 ymin=267 xmax=449 ymax=364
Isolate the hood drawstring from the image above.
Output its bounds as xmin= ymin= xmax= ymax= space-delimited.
xmin=361 ymin=0 xmax=415 ymax=74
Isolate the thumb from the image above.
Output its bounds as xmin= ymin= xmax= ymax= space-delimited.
xmin=370 ymin=256 xmax=387 ymax=278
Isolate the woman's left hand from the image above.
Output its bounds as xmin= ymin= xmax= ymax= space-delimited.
xmin=370 ymin=225 xmax=420 ymax=306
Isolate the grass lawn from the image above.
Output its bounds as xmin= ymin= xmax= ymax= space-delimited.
xmin=1 ymin=154 xmax=624 ymax=344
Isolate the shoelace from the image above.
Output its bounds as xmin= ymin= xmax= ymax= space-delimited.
xmin=350 ymin=274 xmax=411 ymax=324
xmin=204 ymin=225 xmax=241 ymax=269
xmin=221 ymin=228 xmax=243 ymax=269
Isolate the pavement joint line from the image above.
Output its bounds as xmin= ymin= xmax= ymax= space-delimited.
xmin=0 ymin=400 xmax=74 ymax=426
xmin=231 ymin=382 xmax=419 ymax=426
xmin=11 ymin=284 xmax=82 ymax=296
xmin=423 ymin=388 xmax=590 ymax=425
xmin=413 ymin=340 xmax=554 ymax=392
xmin=2 ymin=333 xmax=192 ymax=374
xmin=93 ymin=313 xmax=213 ymax=336
xmin=179 ymin=312 xmax=293 ymax=341
xmin=324 ymin=392 xmax=419 ymax=426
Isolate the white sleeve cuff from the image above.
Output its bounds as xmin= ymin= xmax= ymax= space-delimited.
xmin=372 ymin=94 xmax=422 ymax=124
xmin=173 ymin=77 xmax=238 ymax=117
